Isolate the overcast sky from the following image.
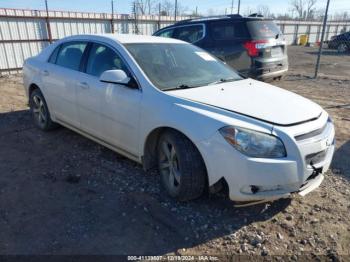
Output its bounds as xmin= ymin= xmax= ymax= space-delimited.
xmin=1 ymin=0 xmax=349 ymax=15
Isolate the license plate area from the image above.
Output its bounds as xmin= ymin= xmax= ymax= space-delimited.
xmin=271 ymin=46 xmax=283 ymax=57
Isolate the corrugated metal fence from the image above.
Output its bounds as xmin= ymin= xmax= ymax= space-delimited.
xmin=0 ymin=7 xmax=349 ymax=74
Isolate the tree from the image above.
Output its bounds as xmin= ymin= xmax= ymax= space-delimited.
xmin=243 ymin=6 xmax=254 ymax=16
xmin=289 ymin=0 xmax=317 ymax=20
xmin=157 ymin=0 xmax=188 ymax=16
xmin=131 ymin=0 xmax=156 ymax=15
xmin=256 ymin=5 xmax=271 ymax=18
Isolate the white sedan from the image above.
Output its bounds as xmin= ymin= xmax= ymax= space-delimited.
xmin=23 ymin=34 xmax=335 ymax=205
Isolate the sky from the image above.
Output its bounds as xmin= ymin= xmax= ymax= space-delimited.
xmin=0 ymin=0 xmax=349 ymax=16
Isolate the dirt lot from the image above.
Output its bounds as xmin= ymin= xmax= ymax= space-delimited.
xmin=0 ymin=46 xmax=349 ymax=259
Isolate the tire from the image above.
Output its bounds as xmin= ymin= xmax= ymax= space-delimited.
xmin=157 ymin=130 xmax=207 ymax=201
xmin=29 ymin=89 xmax=58 ymax=131
xmin=337 ymin=43 xmax=348 ymax=53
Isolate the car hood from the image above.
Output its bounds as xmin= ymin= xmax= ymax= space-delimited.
xmin=167 ymin=79 xmax=322 ymax=126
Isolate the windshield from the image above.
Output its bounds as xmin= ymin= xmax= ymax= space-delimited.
xmin=124 ymin=43 xmax=242 ymax=91
xmin=247 ymin=20 xmax=282 ymax=39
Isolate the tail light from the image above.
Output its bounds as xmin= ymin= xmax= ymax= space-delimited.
xmin=243 ymin=40 xmax=269 ymax=57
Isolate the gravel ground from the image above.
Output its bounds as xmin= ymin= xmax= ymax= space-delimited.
xmin=0 ymin=46 xmax=349 ymax=259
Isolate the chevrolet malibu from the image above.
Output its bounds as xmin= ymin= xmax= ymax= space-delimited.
xmin=23 ymin=34 xmax=335 ymax=205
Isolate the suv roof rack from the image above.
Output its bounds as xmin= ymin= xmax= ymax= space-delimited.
xmin=175 ymin=14 xmax=243 ymax=25
xmin=248 ymin=13 xmax=264 ymax=18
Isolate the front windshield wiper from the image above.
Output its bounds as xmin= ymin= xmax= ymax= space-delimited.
xmin=207 ymin=77 xmax=238 ymax=85
xmin=163 ymin=84 xmax=199 ymax=91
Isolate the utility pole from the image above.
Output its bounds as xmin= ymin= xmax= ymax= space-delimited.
xmin=111 ymin=0 xmax=115 ymax=33
xmin=158 ymin=2 xmax=161 ymax=30
xmin=237 ymin=0 xmax=241 ymax=14
xmin=195 ymin=6 xmax=198 ymax=16
xmin=174 ymin=0 xmax=178 ymax=21
xmin=314 ymin=0 xmax=331 ymax=78
xmin=44 ymin=0 xmax=52 ymax=43
xmin=231 ymin=0 xmax=234 ymax=14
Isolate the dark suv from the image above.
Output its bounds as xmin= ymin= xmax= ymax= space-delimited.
xmin=327 ymin=31 xmax=350 ymax=53
xmin=153 ymin=14 xmax=288 ymax=80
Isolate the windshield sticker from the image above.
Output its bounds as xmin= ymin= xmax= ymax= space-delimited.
xmin=195 ymin=52 xmax=216 ymax=61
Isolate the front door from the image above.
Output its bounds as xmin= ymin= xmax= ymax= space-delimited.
xmin=78 ymin=42 xmax=142 ymax=156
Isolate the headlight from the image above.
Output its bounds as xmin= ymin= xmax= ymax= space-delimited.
xmin=219 ymin=126 xmax=286 ymax=158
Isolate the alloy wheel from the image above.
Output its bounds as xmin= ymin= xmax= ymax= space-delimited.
xmin=32 ymin=95 xmax=47 ymax=126
xmin=159 ymin=140 xmax=181 ymax=191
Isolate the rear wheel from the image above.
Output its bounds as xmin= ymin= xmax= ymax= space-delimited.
xmin=157 ymin=130 xmax=206 ymax=201
xmin=29 ymin=89 xmax=58 ymax=131
xmin=337 ymin=43 xmax=348 ymax=53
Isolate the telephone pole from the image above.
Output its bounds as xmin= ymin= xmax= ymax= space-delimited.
xmin=231 ymin=0 xmax=234 ymax=14
xmin=174 ymin=0 xmax=178 ymax=21
xmin=314 ymin=0 xmax=331 ymax=78
xmin=44 ymin=0 xmax=52 ymax=43
xmin=111 ymin=0 xmax=115 ymax=33
xmin=237 ymin=0 xmax=241 ymax=14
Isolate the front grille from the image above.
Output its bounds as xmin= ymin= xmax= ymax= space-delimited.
xmin=305 ymin=150 xmax=327 ymax=166
xmin=295 ymin=123 xmax=327 ymax=141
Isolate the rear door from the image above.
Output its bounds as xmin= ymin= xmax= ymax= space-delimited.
xmin=206 ymin=20 xmax=251 ymax=72
xmin=43 ymin=41 xmax=88 ymax=127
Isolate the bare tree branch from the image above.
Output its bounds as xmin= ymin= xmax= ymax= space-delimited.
xmin=289 ymin=0 xmax=318 ymax=20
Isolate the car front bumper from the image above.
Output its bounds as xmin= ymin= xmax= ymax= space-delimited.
xmin=197 ymin=114 xmax=335 ymax=204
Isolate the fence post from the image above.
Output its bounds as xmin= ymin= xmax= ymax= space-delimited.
xmin=293 ymin=24 xmax=299 ymax=45
xmin=45 ymin=0 xmax=52 ymax=43
xmin=314 ymin=0 xmax=331 ymax=78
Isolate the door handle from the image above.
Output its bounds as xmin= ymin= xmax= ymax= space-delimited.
xmin=42 ymin=70 xmax=49 ymax=76
xmin=78 ymin=82 xmax=89 ymax=90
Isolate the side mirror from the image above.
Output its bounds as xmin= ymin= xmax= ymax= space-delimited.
xmin=100 ymin=70 xmax=130 ymax=85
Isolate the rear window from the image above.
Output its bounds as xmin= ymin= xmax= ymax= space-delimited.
xmin=55 ymin=42 xmax=87 ymax=71
xmin=210 ymin=21 xmax=249 ymax=40
xmin=247 ymin=20 xmax=281 ymax=39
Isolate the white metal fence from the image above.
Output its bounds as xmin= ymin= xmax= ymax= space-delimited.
xmin=0 ymin=7 xmax=349 ymax=74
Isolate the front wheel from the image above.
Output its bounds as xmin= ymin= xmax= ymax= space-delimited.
xmin=29 ymin=89 xmax=58 ymax=131
xmin=157 ymin=130 xmax=207 ymax=201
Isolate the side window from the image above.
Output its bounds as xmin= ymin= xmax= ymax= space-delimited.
xmin=174 ymin=25 xmax=204 ymax=43
xmin=210 ymin=22 xmax=248 ymax=40
xmin=156 ymin=28 xmax=174 ymax=38
xmin=86 ymin=43 xmax=127 ymax=77
xmin=48 ymin=45 xmax=60 ymax=64
xmin=55 ymin=42 xmax=87 ymax=71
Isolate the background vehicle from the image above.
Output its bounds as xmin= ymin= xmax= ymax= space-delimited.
xmin=23 ymin=34 xmax=334 ymax=205
xmin=153 ymin=14 xmax=288 ymax=80
xmin=326 ymin=31 xmax=350 ymax=53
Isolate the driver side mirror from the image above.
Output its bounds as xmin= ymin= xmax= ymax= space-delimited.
xmin=100 ymin=69 xmax=131 ymax=86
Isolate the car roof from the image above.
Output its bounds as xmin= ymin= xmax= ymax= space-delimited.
xmin=175 ymin=14 xmax=263 ymax=24
xmin=60 ymin=33 xmax=186 ymax=44
xmin=154 ymin=14 xmax=271 ymax=34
